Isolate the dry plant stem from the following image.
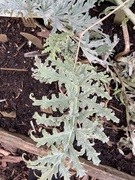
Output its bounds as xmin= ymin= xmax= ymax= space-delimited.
xmin=115 ymin=0 xmax=135 ymax=27
xmin=109 ymin=105 xmax=123 ymax=113
xmin=104 ymin=84 xmax=111 ymax=108
xmin=0 ymin=67 xmax=28 ymax=71
xmin=115 ymin=22 xmax=130 ymax=60
xmin=113 ymin=67 xmax=130 ymax=126
xmin=74 ymin=0 xmax=130 ymax=68
xmin=0 ymin=99 xmax=6 ymax=102
xmin=24 ymin=51 xmax=46 ymax=57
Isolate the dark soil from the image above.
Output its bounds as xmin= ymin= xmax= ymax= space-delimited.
xmin=0 ymin=2 xmax=135 ymax=180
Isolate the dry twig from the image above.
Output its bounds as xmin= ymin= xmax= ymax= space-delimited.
xmin=0 ymin=68 xmax=28 ymax=72
xmin=115 ymin=22 xmax=130 ymax=60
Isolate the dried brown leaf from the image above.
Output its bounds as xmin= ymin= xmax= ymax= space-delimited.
xmin=20 ymin=32 xmax=43 ymax=49
xmin=40 ymin=107 xmax=53 ymax=114
xmin=37 ymin=30 xmax=50 ymax=39
xmin=0 ymin=34 xmax=8 ymax=42
xmin=0 ymin=111 xmax=16 ymax=118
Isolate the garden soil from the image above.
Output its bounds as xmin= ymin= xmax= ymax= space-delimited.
xmin=0 ymin=2 xmax=135 ymax=180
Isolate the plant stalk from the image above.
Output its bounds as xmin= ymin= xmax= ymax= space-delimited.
xmin=115 ymin=0 xmax=135 ymax=28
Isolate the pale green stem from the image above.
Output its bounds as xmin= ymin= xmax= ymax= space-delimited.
xmin=115 ymin=0 xmax=135 ymax=28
